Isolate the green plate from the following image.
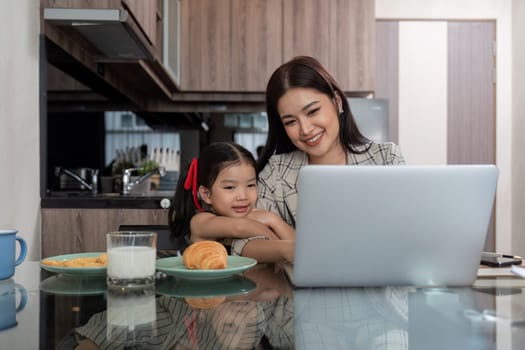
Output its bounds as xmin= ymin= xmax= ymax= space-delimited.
xmin=40 ymin=252 xmax=107 ymax=276
xmin=40 ymin=274 xmax=107 ymax=296
xmin=156 ymin=275 xmax=256 ymax=298
xmin=156 ymin=256 xmax=257 ymax=280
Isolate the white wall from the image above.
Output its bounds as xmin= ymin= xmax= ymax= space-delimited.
xmin=398 ymin=22 xmax=448 ymax=164
xmin=0 ymin=1 xmax=41 ymax=260
xmin=376 ymin=0 xmax=514 ymax=254
xmin=512 ymin=0 xmax=525 ymax=257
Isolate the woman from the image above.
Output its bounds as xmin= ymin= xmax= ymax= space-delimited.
xmin=257 ymin=56 xmax=405 ymax=226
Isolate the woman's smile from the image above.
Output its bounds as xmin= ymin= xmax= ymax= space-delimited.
xmin=303 ymin=131 xmax=324 ymax=146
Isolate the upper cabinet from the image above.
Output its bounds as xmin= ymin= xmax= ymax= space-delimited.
xmin=283 ymin=0 xmax=375 ymax=92
xmin=41 ymin=0 xmax=182 ymax=108
xmin=230 ymin=0 xmax=283 ymax=91
xmin=122 ymin=0 xmax=157 ymax=46
xmin=179 ymin=0 xmax=281 ymax=92
xmin=42 ymin=0 xmax=160 ymax=60
xmin=41 ymin=0 xmax=374 ymax=109
xmin=180 ymin=0 xmax=232 ymax=91
xmin=179 ymin=0 xmax=374 ymax=93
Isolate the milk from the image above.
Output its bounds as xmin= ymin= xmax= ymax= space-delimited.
xmin=107 ymin=292 xmax=156 ymax=327
xmin=107 ymin=246 xmax=156 ymax=279
xmin=106 ymin=285 xmax=157 ymax=342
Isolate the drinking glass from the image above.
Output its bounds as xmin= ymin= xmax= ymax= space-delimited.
xmin=106 ymin=284 xmax=157 ymax=343
xmin=106 ymin=231 xmax=157 ymax=286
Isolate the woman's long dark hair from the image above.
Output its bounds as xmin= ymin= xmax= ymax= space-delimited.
xmin=169 ymin=142 xmax=257 ymax=246
xmin=257 ymin=56 xmax=370 ymax=172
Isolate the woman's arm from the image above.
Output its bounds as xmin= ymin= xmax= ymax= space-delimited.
xmin=190 ymin=212 xmax=279 ymax=242
xmin=247 ymin=209 xmax=295 ymax=240
xmin=241 ymin=239 xmax=295 ymax=264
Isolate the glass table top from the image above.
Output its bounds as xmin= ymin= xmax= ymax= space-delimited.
xmin=1 ymin=261 xmax=525 ymax=349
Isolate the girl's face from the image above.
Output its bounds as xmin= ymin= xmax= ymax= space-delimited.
xmin=277 ymin=87 xmax=345 ymax=164
xmin=200 ymin=161 xmax=257 ymax=217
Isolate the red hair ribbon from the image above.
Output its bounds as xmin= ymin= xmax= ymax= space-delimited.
xmin=183 ymin=158 xmax=202 ymax=211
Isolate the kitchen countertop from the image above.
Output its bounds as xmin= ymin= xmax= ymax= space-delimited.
xmin=41 ymin=190 xmax=175 ymax=209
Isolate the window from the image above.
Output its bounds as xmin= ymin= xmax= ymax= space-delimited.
xmin=104 ymin=111 xmax=180 ymax=167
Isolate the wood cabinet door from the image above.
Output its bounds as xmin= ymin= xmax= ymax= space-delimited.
xmin=329 ymin=0 xmax=375 ymax=92
xmin=123 ymin=0 xmax=158 ymax=45
xmin=283 ymin=0 xmax=331 ymax=70
xmin=180 ymin=0 xmax=232 ymax=91
xmin=41 ymin=208 xmax=169 ymax=257
xmin=230 ymin=0 xmax=283 ymax=91
xmin=283 ymin=0 xmax=374 ymax=93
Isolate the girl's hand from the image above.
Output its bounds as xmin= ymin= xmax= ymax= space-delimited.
xmin=248 ymin=209 xmax=295 ymax=241
xmin=247 ymin=208 xmax=277 ymax=226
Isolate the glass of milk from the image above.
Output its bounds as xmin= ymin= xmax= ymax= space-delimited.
xmin=106 ymin=231 xmax=157 ymax=286
xmin=106 ymin=284 xmax=157 ymax=344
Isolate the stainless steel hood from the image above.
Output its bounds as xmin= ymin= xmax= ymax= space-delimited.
xmin=43 ymin=8 xmax=153 ymax=60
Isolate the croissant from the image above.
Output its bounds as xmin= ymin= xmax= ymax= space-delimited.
xmin=183 ymin=240 xmax=228 ymax=270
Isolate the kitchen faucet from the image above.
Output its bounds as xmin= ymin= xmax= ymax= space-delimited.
xmin=121 ymin=166 xmax=166 ymax=195
xmin=54 ymin=167 xmax=98 ymax=194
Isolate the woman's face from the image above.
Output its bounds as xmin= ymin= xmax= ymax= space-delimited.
xmin=277 ymin=87 xmax=345 ymax=164
xmin=200 ymin=161 xmax=257 ymax=218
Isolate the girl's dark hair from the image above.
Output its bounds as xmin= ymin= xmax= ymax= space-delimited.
xmin=257 ymin=56 xmax=370 ymax=172
xmin=169 ymin=142 xmax=257 ymax=246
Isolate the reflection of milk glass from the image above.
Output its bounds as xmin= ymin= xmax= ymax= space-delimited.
xmin=106 ymin=285 xmax=157 ymax=344
xmin=107 ymin=232 xmax=156 ymax=286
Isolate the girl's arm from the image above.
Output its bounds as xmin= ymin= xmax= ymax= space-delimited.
xmin=247 ymin=209 xmax=295 ymax=240
xmin=190 ymin=212 xmax=279 ymax=242
xmin=241 ymin=239 xmax=294 ymax=264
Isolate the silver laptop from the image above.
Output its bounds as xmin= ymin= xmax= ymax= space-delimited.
xmin=293 ymin=287 xmax=490 ymax=350
xmin=289 ymin=165 xmax=498 ymax=287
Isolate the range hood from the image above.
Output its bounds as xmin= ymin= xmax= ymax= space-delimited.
xmin=43 ymin=8 xmax=153 ymax=60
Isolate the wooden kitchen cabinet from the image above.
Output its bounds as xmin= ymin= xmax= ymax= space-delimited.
xmin=180 ymin=0 xmax=281 ymax=92
xmin=180 ymin=0 xmax=232 ymax=91
xmin=230 ymin=0 xmax=283 ymax=91
xmin=122 ymin=0 xmax=158 ymax=45
xmin=283 ymin=0 xmax=375 ymax=92
xmin=283 ymin=0 xmax=331 ymax=74
xmin=41 ymin=0 xmax=159 ymax=52
xmin=179 ymin=0 xmax=374 ymax=93
xmin=41 ymin=208 xmax=169 ymax=257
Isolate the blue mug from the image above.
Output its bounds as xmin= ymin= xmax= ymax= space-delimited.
xmin=0 ymin=278 xmax=27 ymax=331
xmin=0 ymin=229 xmax=27 ymax=280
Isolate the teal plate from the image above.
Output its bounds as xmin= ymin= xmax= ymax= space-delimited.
xmin=156 ymin=256 xmax=257 ymax=280
xmin=40 ymin=274 xmax=107 ymax=296
xmin=156 ymin=275 xmax=256 ymax=298
xmin=40 ymin=252 xmax=107 ymax=276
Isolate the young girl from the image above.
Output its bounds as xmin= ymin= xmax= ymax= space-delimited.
xmin=169 ymin=141 xmax=294 ymax=263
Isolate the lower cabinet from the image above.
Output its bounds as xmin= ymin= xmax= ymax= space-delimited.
xmin=41 ymin=208 xmax=169 ymax=257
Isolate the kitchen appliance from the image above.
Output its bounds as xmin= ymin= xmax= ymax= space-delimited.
xmin=348 ymin=98 xmax=390 ymax=142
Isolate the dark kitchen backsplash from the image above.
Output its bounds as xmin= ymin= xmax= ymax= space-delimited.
xmin=47 ymin=112 xmax=106 ymax=192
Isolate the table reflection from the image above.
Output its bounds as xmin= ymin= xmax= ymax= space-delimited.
xmin=105 ymin=285 xmax=157 ymax=344
xmin=293 ymin=285 xmax=525 ymax=350
xmin=40 ymin=264 xmax=294 ymax=349
xmin=3 ymin=262 xmax=525 ymax=350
